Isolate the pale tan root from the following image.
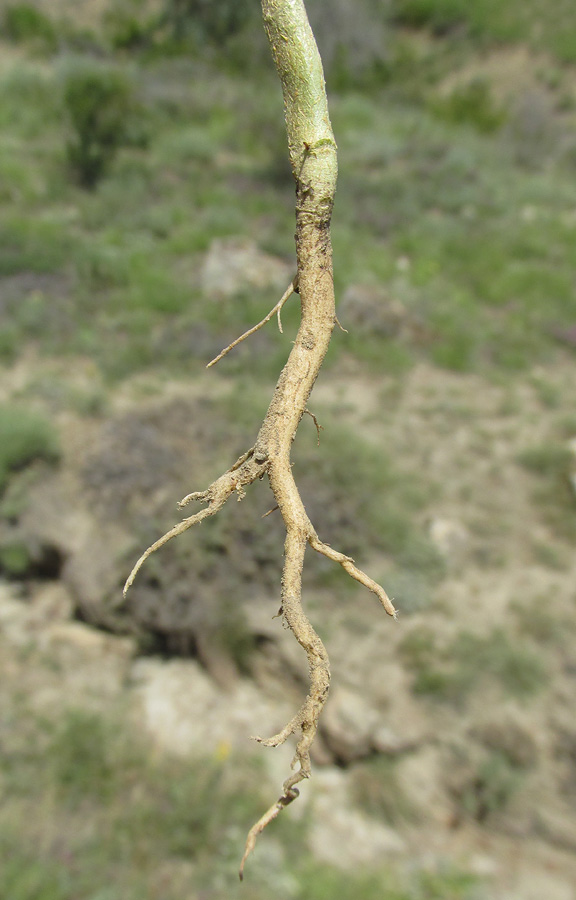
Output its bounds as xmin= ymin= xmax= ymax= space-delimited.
xmin=124 ymin=0 xmax=400 ymax=880
xmin=238 ymin=531 xmax=397 ymax=873
xmin=239 ymin=786 xmax=299 ymax=880
xmin=206 ymin=279 xmax=297 ymax=369
xmin=304 ymin=408 xmax=323 ymax=445
xmin=310 ymin=535 xmax=398 ymax=618
xmin=261 ymin=504 xmax=280 ymax=518
xmin=122 ymin=448 xmax=266 ymax=596
xmin=178 ymin=448 xmax=255 ymax=508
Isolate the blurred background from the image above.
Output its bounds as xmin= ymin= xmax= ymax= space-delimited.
xmin=1 ymin=0 xmax=576 ymax=897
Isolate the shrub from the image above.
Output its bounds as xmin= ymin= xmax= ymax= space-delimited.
xmin=516 ymin=442 xmax=576 ymax=539
xmin=307 ymin=0 xmax=390 ymax=90
xmin=0 ymin=540 xmax=33 ymax=578
xmin=400 ymin=627 xmax=547 ymax=703
xmin=0 ymin=405 xmax=60 ymax=493
xmin=104 ymin=0 xmax=154 ymax=50
xmin=459 ymin=750 xmax=522 ymax=822
xmin=351 ymin=756 xmax=414 ymax=824
xmin=160 ymin=0 xmax=256 ymax=45
xmin=430 ymin=80 xmax=506 ymax=134
xmin=48 ymin=710 xmax=116 ymax=800
xmin=0 ymin=220 xmax=71 ymax=280
xmin=516 ymin=443 xmax=573 ymax=477
xmin=391 ymin=0 xmax=468 ymax=34
xmin=62 ymin=62 xmax=145 ymax=189
xmin=451 ymin=629 xmax=546 ymax=698
xmin=2 ymin=3 xmax=57 ymax=49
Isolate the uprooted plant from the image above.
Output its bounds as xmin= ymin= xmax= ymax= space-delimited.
xmin=123 ymin=0 xmax=396 ymax=879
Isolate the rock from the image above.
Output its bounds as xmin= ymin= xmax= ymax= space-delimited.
xmin=471 ymin=709 xmax=539 ymax=769
xmin=504 ymin=868 xmax=576 ymax=900
xmin=321 ymin=685 xmax=382 ymax=763
xmin=0 ymin=583 xmax=136 ymax=706
xmin=201 ymin=238 xmax=291 ymax=299
xmin=0 ymin=588 xmax=34 ymax=647
xmin=0 ymin=582 xmax=75 ymax=647
xmin=428 ymin=516 xmax=469 ymax=562
xmin=309 ymin=769 xmax=406 ymax=868
xmin=310 ymin=806 xmax=406 ymax=869
xmin=242 ymin=593 xmax=307 ymax=681
xmin=468 ymin=854 xmax=500 ymax=878
xmin=338 ymin=283 xmax=428 ymax=342
xmin=16 ymin=472 xmax=129 ymax=624
xmin=46 ymin=620 xmax=133 ymax=658
xmin=32 ymin=582 xmax=74 ymax=621
xmin=320 ymin=685 xmax=420 ymax=764
xmin=372 ymin=725 xmax=410 ymax=755
xmin=38 ymin=620 xmax=136 ymax=700
xmin=535 ymin=807 xmax=576 ymax=853
xmin=395 ymin=746 xmax=455 ymax=826
xmin=129 ymin=656 xmax=293 ymax=759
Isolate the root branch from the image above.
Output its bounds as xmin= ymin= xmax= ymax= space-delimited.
xmin=206 ymin=279 xmax=297 ymax=368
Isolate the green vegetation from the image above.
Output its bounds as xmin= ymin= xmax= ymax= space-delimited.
xmin=0 ymin=405 xmax=60 ymax=493
xmin=0 ymin=0 xmax=574 ymax=381
xmin=517 ymin=442 xmax=576 ymax=539
xmin=400 ymin=627 xmax=547 ymax=703
xmin=160 ymin=0 xmax=256 ymax=45
xmin=429 ymin=79 xmax=505 ymax=134
xmin=517 ymin=443 xmax=574 ymax=477
xmin=0 ymin=705 xmax=262 ymax=900
xmin=292 ymin=862 xmax=477 ymax=900
xmin=390 ymin=0 xmax=576 ymax=62
xmin=63 ymin=61 xmax=147 ymax=188
xmin=0 ymin=703 xmax=479 ymax=900
xmin=458 ymin=750 xmax=523 ymax=822
xmin=2 ymin=3 xmax=57 ymax=49
xmin=351 ymin=756 xmax=415 ymax=825
xmin=0 ymin=539 xmax=32 ymax=577
xmin=511 ymin=596 xmax=568 ymax=645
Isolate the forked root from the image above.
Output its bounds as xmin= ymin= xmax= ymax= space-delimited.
xmin=123 ymin=432 xmax=397 ymax=879
xmin=240 ymin=524 xmax=398 ymax=875
xmin=122 ymin=447 xmax=266 ymax=596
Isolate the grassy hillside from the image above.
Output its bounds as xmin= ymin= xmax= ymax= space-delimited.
xmin=0 ymin=0 xmax=575 ymax=381
xmin=1 ymin=1 xmax=576 ymax=898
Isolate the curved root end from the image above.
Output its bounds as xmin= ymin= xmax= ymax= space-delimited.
xmin=123 ymin=449 xmax=264 ymax=598
xmin=123 ymin=550 xmax=151 ymax=597
xmin=239 ymin=785 xmax=300 ymax=880
xmin=252 ymin=716 xmax=299 ymax=748
xmin=309 ymin=535 xmax=397 ymax=617
xmin=122 ymin=515 xmax=203 ymax=597
xmin=252 ymin=735 xmax=282 ymax=748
